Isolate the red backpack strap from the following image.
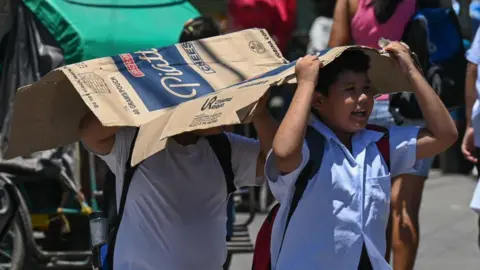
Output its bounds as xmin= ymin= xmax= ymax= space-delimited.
xmin=366 ymin=124 xmax=390 ymax=170
xmin=252 ymin=126 xmax=325 ymax=270
xmin=252 ymin=203 xmax=280 ymax=270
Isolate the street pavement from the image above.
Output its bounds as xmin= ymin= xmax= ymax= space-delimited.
xmin=229 ymin=170 xmax=480 ymax=270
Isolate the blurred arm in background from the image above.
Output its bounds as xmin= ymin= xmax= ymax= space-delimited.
xmin=328 ymin=0 xmax=353 ymax=47
xmin=462 ymin=61 xmax=478 ymax=163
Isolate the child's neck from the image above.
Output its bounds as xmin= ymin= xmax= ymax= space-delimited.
xmin=173 ymin=132 xmax=199 ymax=146
xmin=335 ymin=131 xmax=353 ymax=152
xmin=313 ymin=114 xmax=353 ymax=152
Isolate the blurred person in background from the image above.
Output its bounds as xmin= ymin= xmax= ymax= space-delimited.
xmin=179 ymin=16 xmax=222 ymax=43
xmin=327 ymin=0 xmax=432 ymax=269
xmin=307 ymin=0 xmax=337 ymax=54
xmin=227 ymin=0 xmax=296 ymax=55
xmin=461 ymin=26 xmax=480 ymax=251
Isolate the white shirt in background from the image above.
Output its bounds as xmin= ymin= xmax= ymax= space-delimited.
xmin=97 ymin=127 xmax=261 ymax=270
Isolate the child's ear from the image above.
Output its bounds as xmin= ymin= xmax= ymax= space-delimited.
xmin=311 ymin=92 xmax=324 ymax=111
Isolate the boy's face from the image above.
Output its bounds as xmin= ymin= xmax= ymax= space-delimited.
xmin=314 ymin=70 xmax=374 ymax=134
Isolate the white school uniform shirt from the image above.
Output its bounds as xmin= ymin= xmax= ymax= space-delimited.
xmin=95 ymin=127 xmax=261 ymax=270
xmin=265 ymin=118 xmax=421 ymax=270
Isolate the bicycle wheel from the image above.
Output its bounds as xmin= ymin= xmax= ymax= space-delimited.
xmin=0 ymin=215 xmax=25 ymax=270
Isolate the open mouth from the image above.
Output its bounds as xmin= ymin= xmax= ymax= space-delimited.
xmin=351 ymin=109 xmax=367 ymax=117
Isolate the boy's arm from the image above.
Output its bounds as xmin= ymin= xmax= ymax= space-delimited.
xmin=328 ymin=0 xmax=352 ymax=47
xmin=384 ymin=42 xmax=458 ymax=160
xmin=79 ymin=112 xmax=136 ymax=173
xmin=272 ymin=56 xmax=322 ymax=173
xmin=79 ymin=111 xmax=120 ymax=155
xmin=409 ymin=70 xmax=458 ymax=160
xmin=228 ymin=93 xmax=278 ymax=186
xmin=252 ymin=93 xmax=279 ymax=177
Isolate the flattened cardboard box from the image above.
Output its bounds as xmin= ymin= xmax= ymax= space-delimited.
xmin=5 ymin=29 xmax=286 ymax=160
xmin=5 ymin=29 xmax=416 ymax=165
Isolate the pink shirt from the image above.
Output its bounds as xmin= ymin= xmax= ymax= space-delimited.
xmin=350 ymin=0 xmax=416 ymax=100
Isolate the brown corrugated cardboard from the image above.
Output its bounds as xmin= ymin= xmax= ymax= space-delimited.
xmin=4 ymin=29 xmax=417 ymax=165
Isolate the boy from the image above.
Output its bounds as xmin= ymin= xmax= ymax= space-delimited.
xmin=81 ymin=17 xmax=278 ymax=270
xmin=266 ymin=42 xmax=457 ymax=269
xmin=81 ymin=99 xmax=276 ymax=270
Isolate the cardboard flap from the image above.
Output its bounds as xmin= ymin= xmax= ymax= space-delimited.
xmin=132 ymin=112 xmax=172 ymax=166
xmin=130 ymin=74 xmax=283 ymax=165
xmin=4 ymin=71 xmax=89 ymax=158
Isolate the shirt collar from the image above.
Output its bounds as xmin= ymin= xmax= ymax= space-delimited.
xmin=309 ymin=115 xmax=338 ymax=141
xmin=309 ymin=115 xmax=385 ymax=147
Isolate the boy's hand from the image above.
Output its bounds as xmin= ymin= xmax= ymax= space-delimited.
xmin=383 ymin=41 xmax=418 ymax=77
xmin=462 ymin=127 xmax=478 ymax=163
xmin=295 ymin=55 xmax=323 ymax=87
xmin=253 ymin=90 xmax=270 ymax=118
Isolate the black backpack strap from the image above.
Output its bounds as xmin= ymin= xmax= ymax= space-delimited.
xmin=206 ymin=133 xmax=236 ymax=194
xmin=106 ymin=128 xmax=140 ymax=270
xmin=278 ymin=126 xmax=325 ymax=252
xmin=103 ymin=170 xmax=117 ymax=224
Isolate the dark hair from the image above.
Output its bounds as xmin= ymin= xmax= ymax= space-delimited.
xmin=315 ymin=50 xmax=370 ymax=96
xmin=179 ymin=16 xmax=221 ymax=43
xmin=368 ymin=0 xmax=403 ymax=24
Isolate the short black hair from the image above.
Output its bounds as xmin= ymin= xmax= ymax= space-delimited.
xmin=316 ymin=50 xmax=370 ymax=96
xmin=179 ymin=16 xmax=221 ymax=43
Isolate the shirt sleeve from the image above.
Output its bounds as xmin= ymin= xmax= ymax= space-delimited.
xmin=264 ymin=141 xmax=310 ymax=204
xmin=226 ymin=133 xmax=262 ymax=188
xmin=466 ymin=28 xmax=480 ymax=65
xmin=82 ymin=127 xmax=137 ymax=173
xmin=388 ymin=125 xmax=422 ymax=177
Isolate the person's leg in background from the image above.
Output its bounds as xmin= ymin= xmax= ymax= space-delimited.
xmin=389 ymin=115 xmax=434 ymax=269
xmin=368 ymin=102 xmax=430 ymax=269
xmin=367 ymin=98 xmax=428 ymax=268
xmin=389 ymin=175 xmax=424 ymax=268
xmin=389 ymin=157 xmax=433 ymax=270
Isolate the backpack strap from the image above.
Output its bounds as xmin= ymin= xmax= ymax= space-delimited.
xmin=366 ymin=124 xmax=390 ymax=170
xmin=278 ymin=125 xmax=325 ymax=253
xmin=103 ymin=170 xmax=117 ymax=225
xmin=106 ymin=128 xmax=140 ymax=270
xmin=206 ymin=133 xmax=236 ymax=194
xmin=252 ymin=203 xmax=281 ymax=270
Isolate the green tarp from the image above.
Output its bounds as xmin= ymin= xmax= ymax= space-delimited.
xmin=23 ymin=0 xmax=200 ymax=63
